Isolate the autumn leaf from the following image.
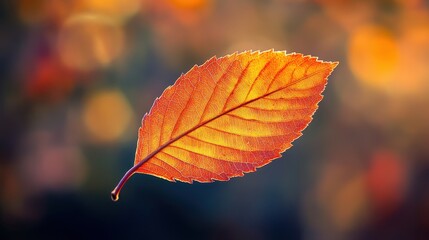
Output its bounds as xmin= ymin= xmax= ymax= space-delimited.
xmin=111 ymin=50 xmax=338 ymax=201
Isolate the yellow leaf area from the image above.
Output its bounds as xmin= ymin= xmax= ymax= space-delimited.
xmin=111 ymin=50 xmax=337 ymax=201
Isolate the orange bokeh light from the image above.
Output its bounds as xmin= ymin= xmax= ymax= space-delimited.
xmin=57 ymin=14 xmax=125 ymax=71
xmin=25 ymin=56 xmax=75 ymax=101
xmin=348 ymin=25 xmax=399 ymax=90
xmin=82 ymin=89 xmax=133 ymax=143
xmin=366 ymin=150 xmax=407 ymax=217
xmin=396 ymin=21 xmax=429 ymax=95
xmin=74 ymin=0 xmax=141 ymax=21
xmin=168 ymin=0 xmax=210 ymax=10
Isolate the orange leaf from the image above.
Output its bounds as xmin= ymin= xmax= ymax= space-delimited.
xmin=111 ymin=50 xmax=338 ymax=201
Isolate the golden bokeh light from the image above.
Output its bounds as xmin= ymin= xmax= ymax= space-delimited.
xmin=74 ymin=0 xmax=141 ymax=21
xmin=168 ymin=0 xmax=210 ymax=10
xmin=57 ymin=14 xmax=125 ymax=71
xmin=348 ymin=25 xmax=399 ymax=90
xmin=17 ymin=0 xmax=141 ymax=24
xmin=395 ymin=22 xmax=429 ymax=95
xmin=82 ymin=89 xmax=133 ymax=143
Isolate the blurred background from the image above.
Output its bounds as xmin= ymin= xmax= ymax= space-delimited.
xmin=1 ymin=0 xmax=429 ymax=239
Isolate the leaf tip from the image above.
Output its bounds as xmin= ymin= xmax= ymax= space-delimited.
xmin=326 ymin=61 xmax=339 ymax=76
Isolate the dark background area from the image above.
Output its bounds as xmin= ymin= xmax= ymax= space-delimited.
xmin=1 ymin=0 xmax=429 ymax=239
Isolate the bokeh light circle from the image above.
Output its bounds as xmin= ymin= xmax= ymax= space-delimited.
xmin=57 ymin=14 xmax=125 ymax=71
xmin=82 ymin=89 xmax=133 ymax=143
xmin=348 ymin=25 xmax=399 ymax=90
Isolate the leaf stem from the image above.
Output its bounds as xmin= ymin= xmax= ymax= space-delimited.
xmin=110 ymin=166 xmax=137 ymax=201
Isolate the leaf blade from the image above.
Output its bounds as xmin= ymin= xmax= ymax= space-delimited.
xmin=111 ymin=50 xmax=338 ymax=201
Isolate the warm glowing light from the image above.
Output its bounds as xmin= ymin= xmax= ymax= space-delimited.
xmin=17 ymin=0 xmax=75 ymax=24
xmin=57 ymin=14 xmax=125 ymax=71
xmin=82 ymin=89 xmax=133 ymax=143
xmin=366 ymin=150 xmax=407 ymax=217
xmin=168 ymin=0 xmax=209 ymax=10
xmin=74 ymin=0 xmax=141 ymax=21
xmin=25 ymin=56 xmax=75 ymax=101
xmin=396 ymin=23 xmax=429 ymax=95
xmin=348 ymin=25 xmax=399 ymax=90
